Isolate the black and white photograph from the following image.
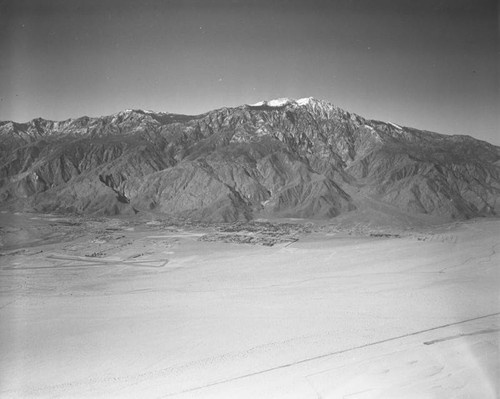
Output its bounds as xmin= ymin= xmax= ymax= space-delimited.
xmin=0 ymin=0 xmax=499 ymax=397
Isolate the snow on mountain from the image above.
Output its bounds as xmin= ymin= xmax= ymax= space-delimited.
xmin=267 ymin=98 xmax=293 ymax=107
xmin=249 ymin=98 xmax=294 ymax=107
xmin=296 ymin=97 xmax=314 ymax=106
xmin=388 ymin=121 xmax=403 ymax=130
xmin=249 ymin=101 xmax=266 ymax=106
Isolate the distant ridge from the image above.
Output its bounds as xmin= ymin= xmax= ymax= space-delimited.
xmin=1 ymin=98 xmax=499 ymax=222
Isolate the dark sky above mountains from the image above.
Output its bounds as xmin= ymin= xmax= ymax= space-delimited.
xmin=1 ymin=0 xmax=498 ymax=144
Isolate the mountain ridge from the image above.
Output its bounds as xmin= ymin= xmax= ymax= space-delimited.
xmin=1 ymin=98 xmax=499 ymax=222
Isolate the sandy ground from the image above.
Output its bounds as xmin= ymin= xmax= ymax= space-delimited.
xmin=0 ymin=213 xmax=499 ymax=398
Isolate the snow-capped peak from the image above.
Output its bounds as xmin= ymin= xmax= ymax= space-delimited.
xmin=249 ymin=97 xmax=314 ymax=108
xmin=247 ymin=98 xmax=293 ymax=107
xmin=296 ymin=97 xmax=314 ymax=106
xmin=267 ymin=98 xmax=293 ymax=107
xmin=120 ymin=109 xmax=159 ymax=115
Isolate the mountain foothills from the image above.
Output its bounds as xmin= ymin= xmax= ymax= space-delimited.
xmin=1 ymin=98 xmax=499 ymax=222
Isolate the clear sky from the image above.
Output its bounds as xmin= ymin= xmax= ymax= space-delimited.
xmin=1 ymin=0 xmax=498 ymax=144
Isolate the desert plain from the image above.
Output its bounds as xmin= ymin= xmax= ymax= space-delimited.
xmin=0 ymin=211 xmax=499 ymax=398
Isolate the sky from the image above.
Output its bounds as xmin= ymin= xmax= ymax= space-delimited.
xmin=1 ymin=0 xmax=498 ymax=144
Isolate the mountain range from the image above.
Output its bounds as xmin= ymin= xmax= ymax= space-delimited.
xmin=1 ymin=97 xmax=499 ymax=223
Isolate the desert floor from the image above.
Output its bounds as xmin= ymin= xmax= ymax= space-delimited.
xmin=0 ymin=212 xmax=499 ymax=398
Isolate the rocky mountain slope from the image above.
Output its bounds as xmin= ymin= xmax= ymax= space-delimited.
xmin=1 ymin=98 xmax=499 ymax=222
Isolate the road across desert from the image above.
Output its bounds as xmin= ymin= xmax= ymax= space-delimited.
xmin=1 ymin=214 xmax=498 ymax=398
